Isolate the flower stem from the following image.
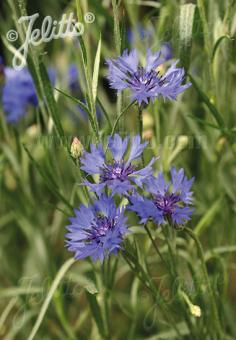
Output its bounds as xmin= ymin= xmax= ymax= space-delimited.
xmin=161 ymin=224 xmax=178 ymax=277
xmin=122 ymin=251 xmax=182 ymax=337
xmin=138 ymin=104 xmax=145 ymax=165
xmin=138 ymin=105 xmax=143 ymax=141
xmin=144 ymin=224 xmax=169 ymax=271
xmin=182 ymin=227 xmax=223 ymax=338
xmin=110 ymin=100 xmax=136 ymax=137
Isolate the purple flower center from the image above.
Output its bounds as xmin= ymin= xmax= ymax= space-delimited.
xmin=100 ymin=161 xmax=135 ymax=182
xmin=88 ymin=216 xmax=116 ymax=243
xmin=154 ymin=193 xmax=180 ymax=215
xmin=127 ymin=67 xmax=164 ymax=91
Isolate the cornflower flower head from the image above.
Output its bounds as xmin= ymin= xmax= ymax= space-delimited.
xmin=129 ymin=167 xmax=194 ymax=227
xmin=2 ymin=67 xmax=38 ymax=123
xmin=2 ymin=66 xmax=56 ymax=123
xmin=80 ymin=134 xmax=156 ymax=196
xmin=106 ymin=49 xmax=191 ymax=105
xmin=66 ymin=195 xmax=129 ymax=262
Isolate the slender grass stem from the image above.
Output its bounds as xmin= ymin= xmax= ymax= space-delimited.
xmin=161 ymin=224 xmax=178 ymax=277
xmin=110 ymin=100 xmax=136 ymax=137
xmin=138 ymin=104 xmax=145 ymax=165
xmin=138 ymin=105 xmax=143 ymax=141
xmin=144 ymin=224 xmax=169 ymax=271
xmin=182 ymin=227 xmax=223 ymax=339
xmin=122 ymin=251 xmax=182 ymax=338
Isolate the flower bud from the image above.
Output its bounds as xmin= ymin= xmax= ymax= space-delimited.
xmin=143 ymin=112 xmax=154 ymax=130
xmin=70 ymin=137 xmax=83 ymax=159
xmin=190 ymin=304 xmax=201 ymax=318
xmin=180 ymin=290 xmax=201 ymax=318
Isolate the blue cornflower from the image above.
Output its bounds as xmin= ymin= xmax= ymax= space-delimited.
xmin=80 ymin=134 xmax=156 ymax=196
xmin=106 ymin=49 xmax=191 ymax=105
xmin=129 ymin=168 xmax=194 ymax=226
xmin=67 ymin=64 xmax=80 ymax=93
xmin=66 ymin=195 xmax=129 ymax=262
xmin=2 ymin=67 xmax=38 ymax=123
xmin=2 ymin=66 xmax=56 ymax=124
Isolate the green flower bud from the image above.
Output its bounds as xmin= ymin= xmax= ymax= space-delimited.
xmin=70 ymin=137 xmax=83 ymax=159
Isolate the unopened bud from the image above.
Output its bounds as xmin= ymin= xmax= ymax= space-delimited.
xmin=177 ymin=135 xmax=188 ymax=149
xmin=70 ymin=137 xmax=83 ymax=159
xmin=143 ymin=112 xmax=154 ymax=129
xmin=180 ymin=290 xmax=201 ymax=318
xmin=143 ymin=129 xmax=153 ymax=140
xmin=190 ymin=304 xmax=201 ymax=317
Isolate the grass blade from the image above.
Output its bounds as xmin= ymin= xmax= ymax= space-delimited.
xmin=179 ymin=4 xmax=196 ymax=72
xmin=27 ymin=258 xmax=75 ymax=340
xmin=92 ymin=34 xmax=102 ymax=103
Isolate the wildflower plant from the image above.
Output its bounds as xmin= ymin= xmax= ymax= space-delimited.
xmin=80 ymin=134 xmax=156 ymax=196
xmin=129 ymin=168 xmax=194 ymax=227
xmin=66 ymin=195 xmax=129 ymax=262
xmin=106 ymin=49 xmax=191 ymax=105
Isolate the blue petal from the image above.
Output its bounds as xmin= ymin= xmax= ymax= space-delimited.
xmin=93 ymin=195 xmax=117 ymax=218
xmin=108 ymin=134 xmax=129 ymax=161
xmin=129 ymin=195 xmax=164 ymax=225
xmin=80 ymin=143 xmax=105 ymax=174
xmin=108 ymin=179 xmax=134 ymax=196
xmin=170 ymin=167 xmax=185 ymax=193
xmin=145 ymin=49 xmax=164 ymax=72
xmin=127 ymin=135 xmax=148 ymax=163
xmin=131 ymin=157 xmax=157 ymax=187
xmin=172 ymin=207 xmax=193 ymax=225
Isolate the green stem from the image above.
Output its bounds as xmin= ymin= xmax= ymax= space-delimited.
xmin=138 ymin=105 xmax=143 ymax=141
xmin=197 ymin=0 xmax=216 ymax=99
xmin=161 ymin=224 xmax=178 ymax=277
xmin=122 ymin=251 xmax=182 ymax=338
xmin=138 ymin=104 xmax=145 ymax=165
xmin=144 ymin=224 xmax=169 ymax=272
xmin=182 ymin=227 xmax=223 ymax=339
xmin=110 ymin=100 xmax=136 ymax=137
xmin=102 ymin=260 xmax=111 ymax=339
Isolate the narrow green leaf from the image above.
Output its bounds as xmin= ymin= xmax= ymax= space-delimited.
xmin=96 ymin=97 xmax=112 ymax=129
xmin=131 ymin=0 xmax=161 ymax=8
xmin=0 ymin=287 xmax=42 ymax=298
xmin=187 ymin=114 xmax=219 ymax=130
xmin=110 ymin=100 xmax=136 ymax=137
xmin=205 ymin=246 xmax=236 ymax=261
xmin=23 ymin=146 xmax=73 ymax=212
xmin=188 ymin=74 xmax=226 ymax=129
xmin=86 ymin=292 xmax=106 ymax=338
xmin=55 ymin=87 xmax=90 ymax=114
xmin=92 ymin=35 xmax=102 ymax=103
xmin=179 ymin=4 xmax=196 ymax=71
xmin=75 ymin=0 xmax=83 ymax=23
xmin=212 ymin=34 xmax=232 ymax=61
xmin=194 ymin=197 xmax=223 ymax=236
xmin=27 ymin=258 xmax=75 ymax=340
xmin=112 ymin=0 xmax=121 ymax=54
xmin=38 ymin=60 xmax=65 ymax=139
